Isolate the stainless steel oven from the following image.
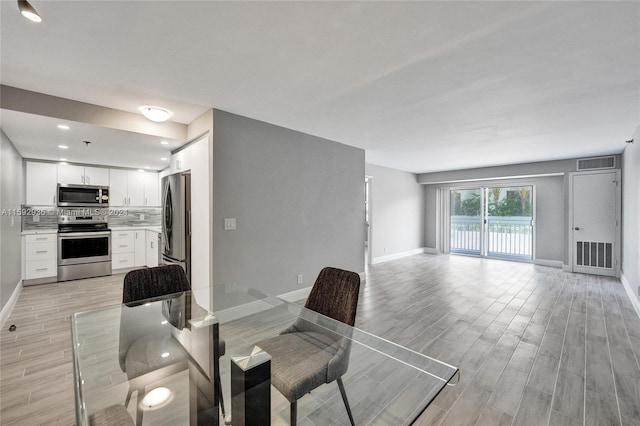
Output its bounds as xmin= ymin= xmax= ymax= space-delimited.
xmin=57 ymin=184 xmax=109 ymax=207
xmin=58 ymin=215 xmax=111 ymax=281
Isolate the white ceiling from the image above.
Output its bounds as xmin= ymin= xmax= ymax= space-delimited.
xmin=1 ymin=1 xmax=638 ymax=174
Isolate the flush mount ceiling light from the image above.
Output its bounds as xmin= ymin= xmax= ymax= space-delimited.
xmin=141 ymin=387 xmax=173 ymax=409
xmin=160 ymin=141 xmax=169 ymax=145
xmin=139 ymin=106 xmax=172 ymax=123
xmin=57 ymin=124 xmax=70 ymax=130
xmin=58 ymin=145 xmax=68 ymax=149
xmin=18 ymin=0 xmax=42 ymax=22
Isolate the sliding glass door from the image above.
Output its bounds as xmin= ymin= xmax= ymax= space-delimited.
xmin=449 ymin=186 xmax=533 ymax=260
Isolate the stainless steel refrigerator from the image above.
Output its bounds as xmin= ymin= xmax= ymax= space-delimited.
xmin=161 ymin=172 xmax=191 ymax=282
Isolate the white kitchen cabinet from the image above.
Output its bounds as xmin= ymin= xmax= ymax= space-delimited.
xmin=58 ymin=164 xmax=109 ymax=186
xmin=146 ymin=230 xmax=159 ymax=267
xmin=84 ymin=167 xmax=110 ymax=186
xmin=109 ymin=169 xmax=129 ymax=206
xmin=26 ymin=161 xmax=58 ymax=205
xmin=109 ymin=169 xmax=160 ymax=206
xmin=134 ymin=230 xmax=146 ymax=267
xmin=112 ymin=229 xmax=147 ymax=270
xmin=111 ymin=231 xmax=135 ymax=270
xmin=144 ymin=173 xmax=160 ymax=206
xmin=23 ymin=233 xmax=57 ymax=284
xmin=170 ymin=148 xmax=191 ymax=173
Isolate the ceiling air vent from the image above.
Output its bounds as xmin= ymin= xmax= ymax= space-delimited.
xmin=577 ymin=156 xmax=615 ymax=171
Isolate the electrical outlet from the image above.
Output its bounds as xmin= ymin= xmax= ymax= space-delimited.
xmin=224 ymin=218 xmax=237 ymax=230
xmin=224 ymin=282 xmax=238 ymax=294
xmin=297 ymin=274 xmax=303 ymax=285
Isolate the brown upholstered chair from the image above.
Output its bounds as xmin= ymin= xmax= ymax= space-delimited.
xmin=256 ymin=267 xmax=361 ymax=426
xmin=120 ymin=264 xmax=229 ymax=424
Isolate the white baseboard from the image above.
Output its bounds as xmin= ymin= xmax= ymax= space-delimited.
xmin=1 ymin=280 xmax=23 ymax=328
xmin=371 ymin=248 xmax=426 ymax=265
xmin=214 ymin=286 xmax=312 ymax=324
xmin=562 ymin=264 xmax=572 ymax=272
xmin=534 ymin=259 xmax=563 ymax=268
xmin=621 ymin=273 xmax=640 ymax=319
xmin=278 ymin=286 xmax=312 ymax=303
xmin=423 ymin=247 xmax=438 ymax=255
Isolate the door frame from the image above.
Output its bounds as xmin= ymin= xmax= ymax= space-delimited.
xmin=568 ymin=170 xmax=621 ymax=277
xmin=365 ymin=175 xmax=373 ymax=265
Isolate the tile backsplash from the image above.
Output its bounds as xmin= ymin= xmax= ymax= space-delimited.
xmin=22 ymin=206 xmax=161 ymax=230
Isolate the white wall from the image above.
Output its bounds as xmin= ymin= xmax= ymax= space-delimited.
xmin=0 ymin=130 xmax=25 ymax=311
xmin=365 ymin=163 xmax=425 ymax=261
xmin=212 ymin=110 xmax=365 ymax=310
xmin=622 ymin=125 xmax=640 ymax=310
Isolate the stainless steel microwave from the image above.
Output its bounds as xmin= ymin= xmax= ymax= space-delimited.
xmin=57 ymin=184 xmax=109 ymax=207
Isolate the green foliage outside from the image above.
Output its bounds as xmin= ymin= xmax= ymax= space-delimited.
xmin=451 ymin=188 xmax=532 ymax=217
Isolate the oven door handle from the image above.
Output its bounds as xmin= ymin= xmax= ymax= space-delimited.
xmin=58 ymin=231 xmax=112 ymax=238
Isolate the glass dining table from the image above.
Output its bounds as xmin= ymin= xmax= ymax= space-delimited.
xmin=71 ymin=288 xmax=458 ymax=426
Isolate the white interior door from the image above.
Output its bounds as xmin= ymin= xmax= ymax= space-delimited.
xmin=571 ymin=171 xmax=620 ymax=276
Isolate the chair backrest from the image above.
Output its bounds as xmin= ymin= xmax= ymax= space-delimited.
xmin=122 ymin=265 xmax=190 ymax=304
xmin=304 ymin=267 xmax=360 ymax=326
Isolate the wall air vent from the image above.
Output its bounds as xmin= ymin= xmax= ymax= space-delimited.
xmin=577 ymin=156 xmax=615 ymax=171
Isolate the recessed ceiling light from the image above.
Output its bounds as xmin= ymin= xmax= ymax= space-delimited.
xmin=57 ymin=124 xmax=70 ymax=130
xmin=18 ymin=0 xmax=42 ymax=23
xmin=58 ymin=145 xmax=68 ymax=149
xmin=161 ymin=352 xmax=169 ymax=358
xmin=60 ymin=157 xmax=67 ymax=161
xmin=138 ymin=169 xmax=145 ymax=172
xmin=160 ymin=157 xmax=168 ymax=161
xmin=160 ymin=141 xmax=169 ymax=145
xmin=139 ymin=106 xmax=172 ymax=123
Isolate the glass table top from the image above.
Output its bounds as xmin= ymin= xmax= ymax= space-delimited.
xmin=71 ymin=288 xmax=458 ymax=425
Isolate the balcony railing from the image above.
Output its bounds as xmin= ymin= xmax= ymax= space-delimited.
xmin=451 ymin=216 xmax=532 ymax=259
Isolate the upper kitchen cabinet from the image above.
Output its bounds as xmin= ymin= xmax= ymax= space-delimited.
xmin=170 ymin=148 xmax=192 ymax=173
xmin=26 ymin=161 xmax=58 ymax=206
xmin=58 ymin=164 xmax=109 ymax=186
xmin=109 ymin=169 xmax=160 ymax=206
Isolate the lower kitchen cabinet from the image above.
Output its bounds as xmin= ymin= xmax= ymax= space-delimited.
xmin=23 ymin=233 xmax=57 ymax=285
xmin=112 ymin=229 xmax=155 ymax=271
xmin=146 ymin=230 xmax=159 ymax=267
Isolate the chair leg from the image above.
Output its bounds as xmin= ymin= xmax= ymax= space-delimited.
xmin=337 ymin=378 xmax=355 ymax=426
xmin=136 ymin=388 xmax=145 ymax=426
xmin=290 ymin=401 xmax=297 ymax=426
xmin=124 ymin=387 xmax=133 ymax=407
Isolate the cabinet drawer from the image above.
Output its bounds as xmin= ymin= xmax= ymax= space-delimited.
xmin=112 ymin=252 xmax=135 ymax=269
xmin=26 ymin=242 xmax=57 ymax=261
xmin=113 ymin=231 xmax=135 ymax=239
xmin=25 ymin=234 xmax=57 ymax=244
xmin=25 ymin=259 xmax=57 ymax=279
xmin=112 ymin=238 xmax=135 ymax=254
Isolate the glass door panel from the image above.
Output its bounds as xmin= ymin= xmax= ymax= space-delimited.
xmin=486 ymin=186 xmax=533 ymax=260
xmin=450 ymin=188 xmax=482 ymax=255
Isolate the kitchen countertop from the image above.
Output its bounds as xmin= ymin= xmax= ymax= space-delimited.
xmin=22 ymin=226 xmax=162 ymax=235
xmin=110 ymin=226 xmax=162 ymax=233
xmin=22 ymin=229 xmax=57 ymax=235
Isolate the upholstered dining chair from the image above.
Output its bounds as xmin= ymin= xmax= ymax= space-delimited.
xmin=120 ymin=264 xmax=229 ymax=425
xmin=256 ymin=267 xmax=361 ymax=426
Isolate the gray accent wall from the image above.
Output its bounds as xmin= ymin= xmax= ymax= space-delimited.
xmin=622 ymin=126 xmax=640 ymax=305
xmin=211 ymin=110 xmax=365 ymax=310
xmin=1 ymin=130 xmax=25 ymax=311
xmin=365 ymin=163 xmax=425 ymax=260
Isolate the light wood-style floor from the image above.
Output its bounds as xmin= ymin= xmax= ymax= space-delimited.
xmin=1 ymin=255 xmax=639 ymax=425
